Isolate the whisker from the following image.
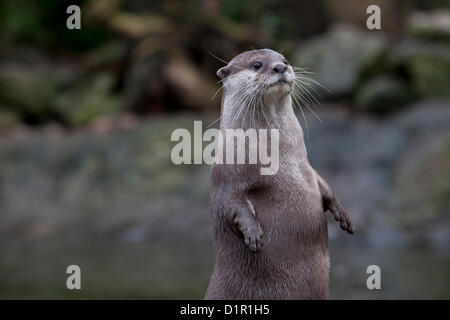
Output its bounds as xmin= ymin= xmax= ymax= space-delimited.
xmin=232 ymin=81 xmax=256 ymax=128
xmin=211 ymin=85 xmax=223 ymax=100
xmin=295 ymin=73 xmax=331 ymax=93
xmin=292 ymin=66 xmax=315 ymax=73
xmin=207 ymin=115 xmax=222 ymax=128
xmin=257 ymin=72 xmax=272 ymax=128
xmin=304 ymin=103 xmax=323 ymax=124
xmin=291 ymin=67 xmax=330 ymax=134
xmin=208 ymin=51 xmax=245 ymax=70
xmin=291 ymin=92 xmax=309 ymax=139
xmin=295 ymin=79 xmax=322 ymax=101
xmin=294 ymin=80 xmax=320 ymax=105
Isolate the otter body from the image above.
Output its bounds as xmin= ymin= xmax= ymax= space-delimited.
xmin=205 ymin=49 xmax=353 ymax=300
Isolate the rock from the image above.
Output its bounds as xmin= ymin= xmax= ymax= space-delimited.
xmin=388 ymin=132 xmax=450 ymax=246
xmin=409 ymin=55 xmax=450 ymax=97
xmin=0 ymin=109 xmax=19 ymax=130
xmin=0 ymin=115 xmax=213 ymax=298
xmin=384 ymin=100 xmax=450 ymax=246
xmin=407 ymin=10 xmax=450 ymax=42
xmin=0 ymin=70 xmax=57 ymax=120
xmin=355 ymin=75 xmax=412 ymax=114
xmin=391 ymin=38 xmax=450 ymax=98
xmin=293 ymin=24 xmax=387 ymax=97
xmin=54 ymin=73 xmax=122 ymax=126
xmin=391 ymin=38 xmax=450 ymax=62
xmin=0 ymin=48 xmax=84 ymax=122
xmin=396 ymin=10 xmax=450 ymax=98
xmin=304 ymin=99 xmax=450 ymax=246
xmin=323 ymin=0 xmax=403 ymax=33
xmin=83 ymin=41 xmax=127 ymax=68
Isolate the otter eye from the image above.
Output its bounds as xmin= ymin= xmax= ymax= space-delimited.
xmin=252 ymin=61 xmax=262 ymax=70
xmin=283 ymin=59 xmax=288 ymax=65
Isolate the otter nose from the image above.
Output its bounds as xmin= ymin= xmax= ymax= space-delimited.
xmin=273 ymin=64 xmax=287 ymax=73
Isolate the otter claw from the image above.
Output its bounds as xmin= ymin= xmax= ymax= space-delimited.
xmin=244 ymin=227 xmax=263 ymax=252
xmin=330 ymin=203 xmax=354 ymax=235
xmin=341 ymin=217 xmax=354 ymax=234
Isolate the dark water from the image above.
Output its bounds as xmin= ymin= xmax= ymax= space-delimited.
xmin=329 ymin=245 xmax=450 ymax=299
xmin=1 ymin=238 xmax=448 ymax=299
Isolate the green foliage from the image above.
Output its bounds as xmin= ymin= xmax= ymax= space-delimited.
xmin=0 ymin=109 xmax=19 ymax=130
xmin=0 ymin=71 xmax=58 ymax=120
xmin=355 ymin=76 xmax=413 ymax=114
xmin=221 ymin=0 xmax=296 ymax=42
xmin=54 ymin=73 xmax=121 ymax=126
xmin=0 ymin=0 xmax=110 ymax=50
xmin=409 ymin=55 xmax=450 ymax=97
xmin=0 ymin=0 xmax=43 ymax=43
xmin=0 ymin=0 xmax=448 ymax=127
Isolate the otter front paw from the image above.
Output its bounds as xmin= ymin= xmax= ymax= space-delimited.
xmin=243 ymin=226 xmax=263 ymax=252
xmin=329 ymin=201 xmax=354 ymax=234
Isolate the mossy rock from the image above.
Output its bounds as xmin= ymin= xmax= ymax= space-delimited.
xmin=406 ymin=10 xmax=450 ymax=43
xmin=0 ymin=109 xmax=19 ymax=130
xmin=294 ymin=24 xmax=387 ymax=97
xmin=409 ymin=55 xmax=450 ymax=97
xmin=84 ymin=41 xmax=127 ymax=68
xmin=389 ymin=135 xmax=450 ymax=230
xmin=54 ymin=73 xmax=122 ymax=126
xmin=355 ymin=76 xmax=413 ymax=114
xmin=0 ymin=71 xmax=57 ymax=119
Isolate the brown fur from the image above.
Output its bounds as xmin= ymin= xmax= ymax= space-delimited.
xmin=205 ymin=49 xmax=353 ymax=300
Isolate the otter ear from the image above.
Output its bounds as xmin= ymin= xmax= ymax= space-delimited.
xmin=217 ymin=66 xmax=230 ymax=80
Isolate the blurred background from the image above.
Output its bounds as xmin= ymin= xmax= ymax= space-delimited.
xmin=0 ymin=0 xmax=449 ymax=299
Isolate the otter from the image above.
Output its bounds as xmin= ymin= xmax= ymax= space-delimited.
xmin=204 ymin=49 xmax=354 ymax=300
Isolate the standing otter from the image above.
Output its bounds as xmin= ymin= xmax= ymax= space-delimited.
xmin=205 ymin=49 xmax=354 ymax=300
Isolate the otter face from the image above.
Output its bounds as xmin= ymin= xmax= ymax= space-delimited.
xmin=217 ymin=49 xmax=295 ymax=102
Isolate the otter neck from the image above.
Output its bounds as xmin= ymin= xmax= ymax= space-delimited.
xmin=220 ymin=93 xmax=301 ymax=133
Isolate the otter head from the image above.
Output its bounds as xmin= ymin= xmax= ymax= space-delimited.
xmin=217 ymin=49 xmax=295 ymax=104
